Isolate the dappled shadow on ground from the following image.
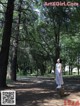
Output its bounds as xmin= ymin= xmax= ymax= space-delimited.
xmin=0 ymin=77 xmax=80 ymax=106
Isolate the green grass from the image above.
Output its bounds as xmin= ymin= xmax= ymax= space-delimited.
xmin=63 ymin=74 xmax=80 ymax=78
xmin=16 ymin=70 xmax=80 ymax=78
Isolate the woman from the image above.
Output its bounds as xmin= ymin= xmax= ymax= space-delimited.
xmin=55 ymin=58 xmax=64 ymax=89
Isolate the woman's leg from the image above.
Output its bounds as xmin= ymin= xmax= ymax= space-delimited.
xmin=55 ymin=74 xmax=61 ymax=88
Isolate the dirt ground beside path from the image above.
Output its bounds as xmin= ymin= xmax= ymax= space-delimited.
xmin=0 ymin=77 xmax=80 ymax=106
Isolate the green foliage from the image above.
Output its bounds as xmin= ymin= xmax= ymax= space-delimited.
xmin=0 ymin=0 xmax=80 ymax=76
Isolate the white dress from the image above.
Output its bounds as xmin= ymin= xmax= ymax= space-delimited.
xmin=55 ymin=63 xmax=64 ymax=85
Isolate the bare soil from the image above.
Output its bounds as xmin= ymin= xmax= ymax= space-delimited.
xmin=0 ymin=77 xmax=80 ymax=106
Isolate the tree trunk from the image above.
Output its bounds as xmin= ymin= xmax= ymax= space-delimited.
xmin=11 ymin=0 xmax=22 ymax=81
xmin=63 ymin=63 xmax=66 ymax=75
xmin=54 ymin=25 xmax=61 ymax=64
xmin=0 ymin=0 xmax=15 ymax=88
xmin=77 ymin=56 xmax=79 ymax=75
xmin=11 ymin=42 xmax=18 ymax=81
xmin=71 ymin=65 xmax=73 ymax=75
xmin=69 ymin=64 xmax=70 ymax=75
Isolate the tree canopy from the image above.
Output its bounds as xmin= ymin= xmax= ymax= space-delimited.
xmin=0 ymin=0 xmax=80 ymax=87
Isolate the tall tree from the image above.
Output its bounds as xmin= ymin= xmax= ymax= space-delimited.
xmin=11 ymin=0 xmax=22 ymax=81
xmin=0 ymin=0 xmax=15 ymax=87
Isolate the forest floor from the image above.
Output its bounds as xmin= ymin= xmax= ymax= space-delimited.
xmin=0 ymin=76 xmax=80 ymax=106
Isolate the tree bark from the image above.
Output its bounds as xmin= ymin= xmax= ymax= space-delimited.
xmin=77 ymin=55 xmax=80 ymax=75
xmin=54 ymin=23 xmax=61 ymax=64
xmin=0 ymin=0 xmax=15 ymax=88
xmin=11 ymin=42 xmax=18 ymax=81
xmin=11 ymin=0 xmax=22 ymax=81
xmin=69 ymin=63 xmax=71 ymax=75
